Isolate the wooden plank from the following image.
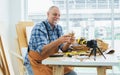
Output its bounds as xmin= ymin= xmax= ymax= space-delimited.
xmin=53 ymin=66 xmax=64 ymax=75
xmin=0 ymin=53 xmax=4 ymax=75
xmin=0 ymin=68 xmax=4 ymax=75
xmin=97 ymin=66 xmax=106 ymax=75
xmin=0 ymin=36 xmax=10 ymax=75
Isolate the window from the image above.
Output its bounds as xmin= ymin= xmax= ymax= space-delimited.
xmin=98 ymin=0 xmax=108 ymax=8
xmin=26 ymin=0 xmax=120 ymax=52
xmin=24 ymin=0 xmax=120 ymax=74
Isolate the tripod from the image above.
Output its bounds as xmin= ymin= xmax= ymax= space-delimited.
xmin=89 ymin=45 xmax=106 ymax=60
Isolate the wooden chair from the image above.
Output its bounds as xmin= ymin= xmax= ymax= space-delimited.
xmin=16 ymin=21 xmax=34 ymax=48
xmin=0 ymin=36 xmax=10 ymax=75
xmin=11 ymin=21 xmax=34 ymax=75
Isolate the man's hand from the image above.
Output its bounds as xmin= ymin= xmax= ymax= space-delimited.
xmin=58 ymin=34 xmax=75 ymax=51
xmin=58 ymin=35 xmax=71 ymax=43
xmin=67 ymin=32 xmax=75 ymax=44
xmin=67 ymin=36 xmax=75 ymax=44
xmin=58 ymin=34 xmax=75 ymax=44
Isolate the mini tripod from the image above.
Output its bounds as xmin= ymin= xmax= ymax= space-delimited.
xmin=87 ymin=40 xmax=106 ymax=60
xmin=89 ymin=45 xmax=106 ymax=60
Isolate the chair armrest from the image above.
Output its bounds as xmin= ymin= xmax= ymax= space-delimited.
xmin=10 ymin=51 xmax=23 ymax=60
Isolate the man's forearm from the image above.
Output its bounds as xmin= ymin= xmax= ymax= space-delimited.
xmin=40 ymin=39 xmax=62 ymax=59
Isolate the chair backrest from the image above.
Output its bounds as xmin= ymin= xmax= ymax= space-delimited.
xmin=15 ymin=21 xmax=34 ymax=75
xmin=16 ymin=21 xmax=34 ymax=49
xmin=0 ymin=36 xmax=10 ymax=75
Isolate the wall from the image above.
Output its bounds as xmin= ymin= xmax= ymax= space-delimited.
xmin=9 ymin=0 xmax=23 ymax=75
xmin=0 ymin=0 xmax=15 ymax=75
xmin=0 ymin=0 xmax=22 ymax=75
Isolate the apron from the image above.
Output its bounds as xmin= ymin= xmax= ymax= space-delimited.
xmin=28 ymin=50 xmax=73 ymax=75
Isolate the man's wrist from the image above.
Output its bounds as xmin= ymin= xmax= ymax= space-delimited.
xmin=67 ymin=42 xmax=71 ymax=45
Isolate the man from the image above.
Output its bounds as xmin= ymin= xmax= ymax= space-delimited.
xmin=25 ymin=6 xmax=77 ymax=75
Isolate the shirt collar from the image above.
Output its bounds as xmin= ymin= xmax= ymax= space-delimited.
xmin=45 ymin=19 xmax=58 ymax=31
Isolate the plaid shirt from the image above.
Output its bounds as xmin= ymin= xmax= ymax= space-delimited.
xmin=24 ymin=20 xmax=63 ymax=65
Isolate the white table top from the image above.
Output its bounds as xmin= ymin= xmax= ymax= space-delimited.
xmin=42 ymin=54 xmax=119 ymax=67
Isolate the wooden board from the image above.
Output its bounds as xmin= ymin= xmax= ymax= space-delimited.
xmin=0 ymin=36 xmax=10 ymax=75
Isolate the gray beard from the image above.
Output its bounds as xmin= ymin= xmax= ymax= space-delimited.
xmin=53 ymin=21 xmax=58 ymax=25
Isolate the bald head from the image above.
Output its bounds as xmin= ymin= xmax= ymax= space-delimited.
xmin=47 ymin=6 xmax=60 ymax=26
xmin=48 ymin=6 xmax=59 ymax=13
